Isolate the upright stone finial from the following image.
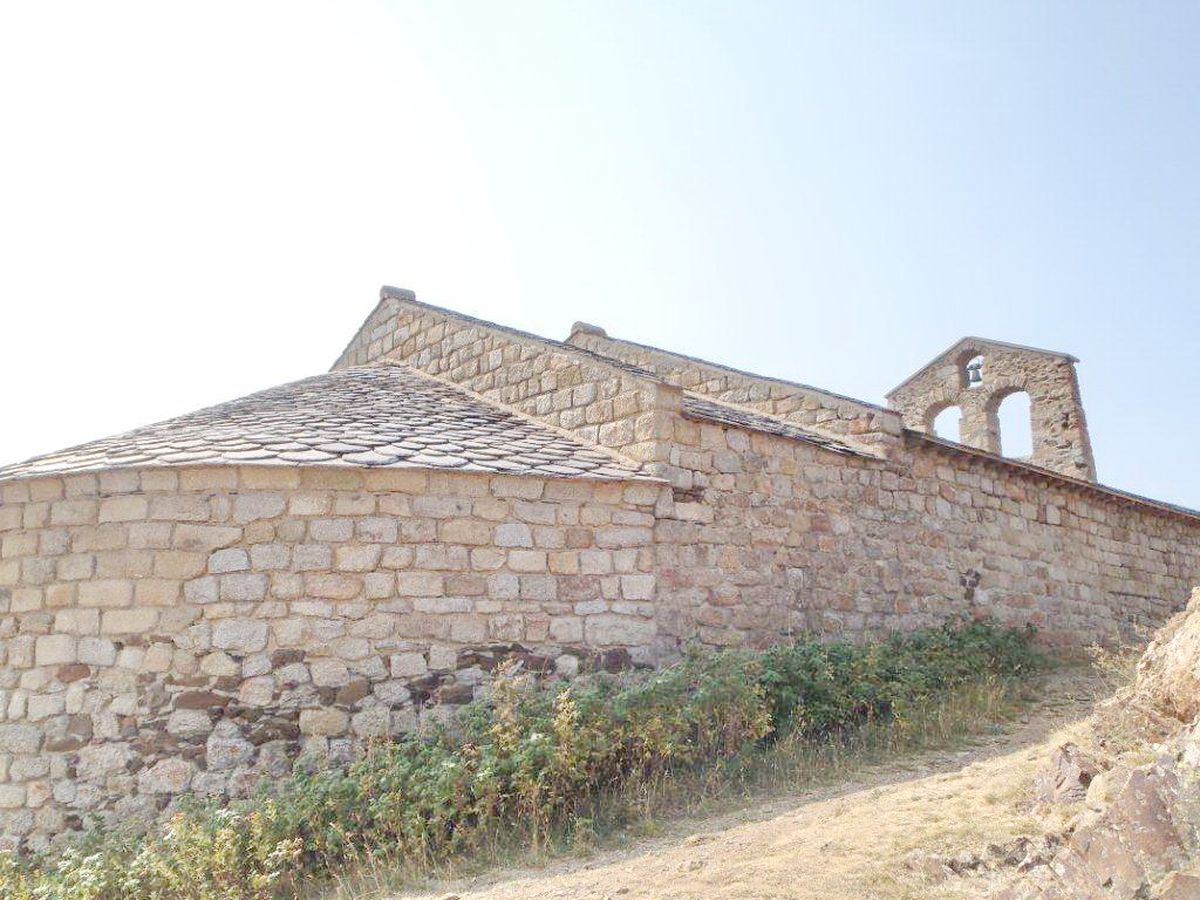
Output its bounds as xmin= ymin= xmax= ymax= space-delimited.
xmin=570 ymin=321 xmax=607 ymax=338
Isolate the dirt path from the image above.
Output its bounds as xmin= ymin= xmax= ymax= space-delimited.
xmin=393 ymin=669 xmax=1103 ymax=900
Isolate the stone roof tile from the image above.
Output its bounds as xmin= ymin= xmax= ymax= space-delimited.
xmin=0 ymin=364 xmax=651 ymax=483
xmin=680 ymin=395 xmax=869 ymax=457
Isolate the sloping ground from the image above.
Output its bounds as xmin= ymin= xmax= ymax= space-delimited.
xmin=390 ymin=590 xmax=1200 ymax=900
xmin=390 ymin=669 xmax=1104 ymax=900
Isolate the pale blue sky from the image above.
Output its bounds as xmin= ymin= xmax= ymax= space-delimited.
xmin=1 ymin=2 xmax=1197 ymax=506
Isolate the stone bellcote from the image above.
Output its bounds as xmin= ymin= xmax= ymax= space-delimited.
xmin=886 ymin=337 xmax=1097 ymax=482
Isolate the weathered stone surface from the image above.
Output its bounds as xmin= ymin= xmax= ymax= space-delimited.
xmin=1002 ymin=591 xmax=1200 ymax=898
xmin=299 ymin=708 xmax=350 ymax=736
xmin=167 ymin=708 xmax=213 ymax=739
xmin=212 ymin=619 xmax=269 ymax=654
xmin=206 ymin=722 xmax=254 ymax=770
xmin=0 ymin=724 xmax=42 ymax=754
xmin=1034 ymin=743 xmax=1102 ymax=804
xmin=138 ymin=758 xmax=194 ymax=794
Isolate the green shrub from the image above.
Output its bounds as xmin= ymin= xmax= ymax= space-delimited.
xmin=1 ymin=618 xmax=1039 ymax=899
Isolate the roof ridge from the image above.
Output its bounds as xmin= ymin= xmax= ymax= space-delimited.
xmin=373 ymin=287 xmax=668 ymax=386
xmin=566 ymin=325 xmax=894 ymax=416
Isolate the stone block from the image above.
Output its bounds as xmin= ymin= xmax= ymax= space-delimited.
xmin=356 ymin=517 xmax=398 ymax=543
xmin=583 ymin=614 xmax=655 ymax=646
xmin=299 ymin=708 xmax=349 ymax=736
xmin=167 ymin=708 xmax=214 ymax=738
xmin=138 ymin=758 xmax=194 ymax=794
xmin=77 ymin=637 xmax=117 ymax=666
xmin=183 ymin=576 xmax=219 ymax=603
xmin=219 ymin=573 xmax=269 ymax=602
xmin=0 ymin=785 xmax=26 ymax=809
xmin=335 ymin=545 xmax=382 ymax=572
xmin=100 ymin=609 xmax=158 ymax=635
xmin=249 ymin=543 xmax=290 ymax=570
xmin=153 ymin=550 xmax=207 ymax=579
xmin=309 ymin=518 xmax=354 ymax=542
xmin=508 ymin=550 xmax=548 ymax=572
xmin=310 ymin=659 xmax=350 ymax=687
xmin=233 ymin=493 xmax=287 ymax=524
xmin=35 ymin=634 xmax=77 ymax=666
xmin=173 ymin=524 xmax=242 ymax=551
xmin=212 ymin=619 xmax=268 ymax=654
xmin=53 ymin=608 xmax=99 ymax=635
xmin=208 ymin=548 xmax=250 ymax=573
xmin=390 ymin=652 xmax=428 ymax=677
xmin=98 ymin=496 xmax=148 ymax=523
xmin=199 ymin=651 xmax=240 ymax=677
xmin=291 ymin=542 xmax=331 ymax=570
xmin=206 ymin=722 xmax=254 ymax=770
xmin=621 ymin=574 xmax=655 ymax=601
xmin=0 ymin=724 xmax=41 ymax=754
xmin=78 ymin=579 xmax=133 ymax=608
xmin=495 ymin=523 xmax=533 ymax=547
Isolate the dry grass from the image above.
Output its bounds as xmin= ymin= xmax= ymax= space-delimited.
xmin=321 ymin=674 xmax=1059 ymax=900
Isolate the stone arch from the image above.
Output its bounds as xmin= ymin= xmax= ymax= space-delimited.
xmin=990 ymin=388 xmax=1034 ymax=458
xmin=928 ymin=403 xmax=964 ymax=442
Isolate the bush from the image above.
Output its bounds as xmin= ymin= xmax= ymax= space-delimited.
xmin=1 ymin=618 xmax=1039 ymax=899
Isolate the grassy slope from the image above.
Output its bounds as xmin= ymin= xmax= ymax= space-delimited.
xmin=330 ymin=670 xmax=1099 ymax=900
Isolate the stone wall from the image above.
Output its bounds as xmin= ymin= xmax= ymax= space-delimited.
xmin=649 ymin=410 xmax=1200 ymax=653
xmin=334 ymin=288 xmax=680 ymax=473
xmin=565 ymin=324 xmax=904 ymax=452
xmin=0 ymin=465 xmax=662 ymax=851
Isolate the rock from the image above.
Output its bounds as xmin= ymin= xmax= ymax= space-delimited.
xmin=1004 ymin=593 xmax=1200 ymax=898
xmin=903 ymin=850 xmax=952 ymax=882
xmin=1034 ymin=742 xmax=1102 ymax=804
xmin=1153 ymin=871 xmax=1200 ymax=898
xmin=1131 ymin=588 xmax=1200 ymax=724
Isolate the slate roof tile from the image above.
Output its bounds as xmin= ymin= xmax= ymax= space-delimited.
xmin=0 ymin=364 xmax=651 ymax=482
xmin=680 ymin=394 xmax=869 ymax=457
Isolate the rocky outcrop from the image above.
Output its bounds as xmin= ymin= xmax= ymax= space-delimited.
xmin=998 ymin=587 xmax=1200 ymax=899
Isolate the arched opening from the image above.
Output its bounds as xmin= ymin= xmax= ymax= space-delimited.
xmin=964 ymin=355 xmax=985 ymax=389
xmin=955 ymin=349 xmax=985 ymax=389
xmin=997 ymin=391 xmax=1033 ymax=458
xmin=931 ymin=405 xmax=964 ymax=443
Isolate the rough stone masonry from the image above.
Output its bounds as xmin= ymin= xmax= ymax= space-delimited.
xmin=0 ymin=286 xmax=1198 ymax=851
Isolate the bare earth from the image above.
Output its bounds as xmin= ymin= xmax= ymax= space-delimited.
xmin=394 ymin=669 xmax=1102 ymax=900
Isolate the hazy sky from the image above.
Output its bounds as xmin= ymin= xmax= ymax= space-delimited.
xmin=2 ymin=2 xmax=1198 ymax=507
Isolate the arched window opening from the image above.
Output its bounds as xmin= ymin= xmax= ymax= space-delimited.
xmin=931 ymin=405 xmax=964 ymax=443
xmin=964 ymin=354 xmax=985 ymax=388
xmin=997 ymin=392 xmax=1033 ymax=458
